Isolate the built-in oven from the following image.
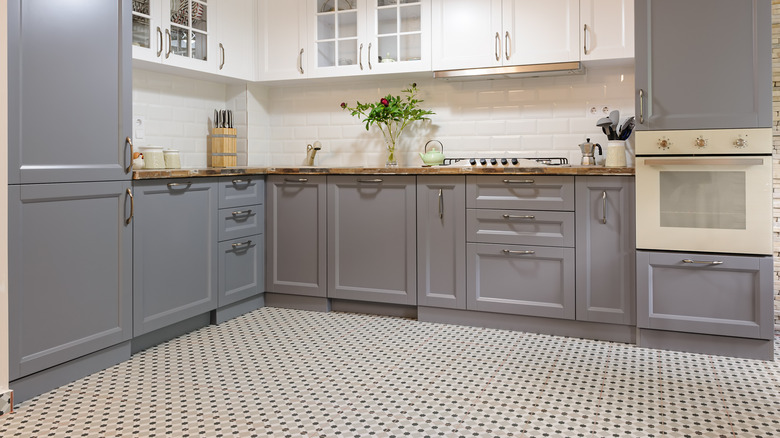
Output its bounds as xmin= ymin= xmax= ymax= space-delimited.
xmin=635 ymin=128 xmax=773 ymax=255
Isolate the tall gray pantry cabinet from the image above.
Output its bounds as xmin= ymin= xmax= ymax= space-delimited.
xmin=7 ymin=0 xmax=133 ymax=401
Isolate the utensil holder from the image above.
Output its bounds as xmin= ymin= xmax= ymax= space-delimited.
xmin=209 ymin=128 xmax=237 ymax=168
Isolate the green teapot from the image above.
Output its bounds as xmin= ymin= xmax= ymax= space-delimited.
xmin=419 ymin=140 xmax=445 ymax=166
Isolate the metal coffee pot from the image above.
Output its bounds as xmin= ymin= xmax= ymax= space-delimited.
xmin=579 ymin=138 xmax=603 ymax=166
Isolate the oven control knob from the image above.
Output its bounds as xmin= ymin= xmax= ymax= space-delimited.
xmin=734 ymin=137 xmax=748 ymax=148
xmin=694 ymin=136 xmax=708 ymax=148
xmin=658 ymin=138 xmax=671 ymax=150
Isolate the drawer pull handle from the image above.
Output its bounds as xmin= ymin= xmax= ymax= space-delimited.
xmin=601 ymin=191 xmax=607 ymax=224
xmin=167 ymin=182 xmax=191 ymax=189
xmin=126 ymin=188 xmax=134 ymax=225
xmin=503 ymin=179 xmax=534 ymax=184
xmin=284 ymin=178 xmax=309 ymax=183
xmin=232 ymin=178 xmax=251 ymax=184
xmin=502 ymin=214 xmax=535 ymax=220
xmin=682 ymin=259 xmax=724 ymax=265
xmin=358 ymin=178 xmax=383 ymax=183
xmin=503 ymin=249 xmax=535 ymax=255
xmin=438 ymin=189 xmax=444 ymax=219
xmin=232 ymin=209 xmax=252 ymax=216
xmin=232 ymin=240 xmax=252 ymax=249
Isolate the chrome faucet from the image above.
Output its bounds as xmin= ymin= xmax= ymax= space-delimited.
xmin=305 ymin=141 xmax=322 ymax=166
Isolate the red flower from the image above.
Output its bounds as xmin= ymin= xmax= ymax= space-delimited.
xmin=340 ymin=102 xmax=347 ymax=109
xmin=380 ymin=98 xmax=389 ymax=107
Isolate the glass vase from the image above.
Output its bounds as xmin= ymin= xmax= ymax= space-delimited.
xmin=381 ymin=121 xmax=400 ymax=167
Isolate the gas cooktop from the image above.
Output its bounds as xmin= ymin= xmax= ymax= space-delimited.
xmin=439 ymin=157 xmax=570 ymax=167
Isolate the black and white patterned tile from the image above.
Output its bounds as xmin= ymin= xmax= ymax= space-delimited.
xmin=0 ymin=307 xmax=778 ymax=437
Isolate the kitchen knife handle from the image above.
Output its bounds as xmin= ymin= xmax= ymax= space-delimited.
xmin=156 ymin=27 xmax=163 ymax=57
xmin=126 ymin=188 xmax=134 ymax=225
xmin=165 ymin=29 xmax=172 ymax=59
xmin=357 ymin=178 xmax=383 ymax=183
xmin=682 ymin=259 xmax=724 ymax=265
xmin=368 ymin=43 xmax=372 ymax=70
xmin=505 ymin=31 xmax=511 ymax=60
xmin=359 ymin=43 xmax=364 ymax=70
xmin=495 ymin=32 xmax=501 ymax=62
xmin=298 ymin=48 xmax=304 ymax=74
xmin=503 ymin=214 xmax=535 ymax=219
xmin=126 ymin=136 xmax=133 ymax=173
xmin=438 ymin=189 xmax=444 ymax=219
xmin=219 ymin=43 xmax=225 ymax=70
xmin=284 ymin=178 xmax=309 ymax=183
xmin=503 ymin=179 xmax=534 ymax=184
xmin=232 ymin=240 xmax=252 ymax=249
xmin=601 ymin=191 xmax=607 ymax=224
xmin=503 ymin=249 xmax=535 ymax=255
xmin=583 ymin=24 xmax=590 ymax=55
xmin=638 ymin=89 xmax=645 ymax=124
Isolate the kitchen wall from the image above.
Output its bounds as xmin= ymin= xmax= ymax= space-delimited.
xmin=247 ymin=64 xmax=635 ymax=167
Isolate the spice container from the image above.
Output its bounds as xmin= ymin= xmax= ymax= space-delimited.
xmin=164 ymin=149 xmax=181 ymax=169
xmin=139 ymin=147 xmax=165 ymax=169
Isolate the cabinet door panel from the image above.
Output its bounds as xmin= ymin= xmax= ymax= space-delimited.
xmin=9 ymin=182 xmax=132 ymax=379
xmin=467 ymin=209 xmax=574 ymax=247
xmin=215 ymin=0 xmax=255 ymax=80
xmin=133 ymin=180 xmax=218 ymax=335
xmin=580 ymin=0 xmax=633 ymax=61
xmin=258 ymin=0 xmax=307 ymax=80
xmin=266 ymin=175 xmax=327 ymax=297
xmin=431 ymin=0 xmax=502 ymax=70
xmin=417 ymin=176 xmax=466 ymax=309
xmin=467 ymin=175 xmax=574 ymax=211
xmin=218 ymin=177 xmax=264 ymax=209
xmin=219 ymin=235 xmax=264 ymax=306
xmin=219 ymin=206 xmax=264 ymax=242
xmin=8 ymin=0 xmax=132 ymax=184
xmin=503 ymin=0 xmax=579 ymax=65
xmin=635 ymin=0 xmax=771 ymax=130
xmin=328 ymin=175 xmax=416 ymax=305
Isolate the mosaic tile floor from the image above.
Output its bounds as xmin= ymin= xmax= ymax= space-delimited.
xmin=1 ymin=307 xmax=778 ymax=437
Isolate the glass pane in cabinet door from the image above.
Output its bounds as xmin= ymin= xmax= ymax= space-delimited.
xmin=400 ymin=0 xmax=419 ymax=3
xmin=399 ymin=5 xmax=420 ymax=32
xmin=192 ymin=2 xmax=207 ymax=32
xmin=378 ymin=36 xmax=397 ymax=63
xmin=338 ymin=0 xmax=357 ymax=11
xmin=170 ymin=26 xmax=189 ymax=57
xmin=378 ymin=0 xmax=398 ymax=5
xmin=318 ymin=14 xmax=335 ymax=40
xmin=171 ymin=0 xmax=189 ymax=26
xmin=132 ymin=16 xmax=151 ymax=48
xmin=338 ymin=11 xmax=358 ymax=38
xmin=377 ymin=8 xmax=397 ymax=35
xmin=192 ymin=31 xmax=207 ymax=60
xmin=318 ymin=0 xmax=333 ymax=12
xmin=133 ymin=0 xmax=151 ymax=14
xmin=318 ymin=41 xmax=336 ymax=67
xmin=400 ymin=33 xmax=420 ymax=61
xmin=338 ymin=40 xmax=357 ymax=66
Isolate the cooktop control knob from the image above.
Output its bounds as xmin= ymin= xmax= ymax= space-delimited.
xmin=500 ymin=158 xmax=508 ymax=165
xmin=694 ymin=136 xmax=708 ymax=148
xmin=658 ymin=138 xmax=671 ymax=150
xmin=469 ymin=158 xmax=477 ymax=165
xmin=734 ymin=137 xmax=748 ymax=149
xmin=490 ymin=158 xmax=497 ymax=165
xmin=511 ymin=158 xmax=518 ymax=165
xmin=479 ymin=158 xmax=487 ymax=166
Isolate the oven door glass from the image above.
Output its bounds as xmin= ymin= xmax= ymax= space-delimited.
xmin=635 ymin=156 xmax=772 ymax=255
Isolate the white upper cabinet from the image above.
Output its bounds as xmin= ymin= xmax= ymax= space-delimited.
xmin=306 ymin=0 xmax=431 ymax=78
xmin=580 ymin=0 xmax=634 ymax=61
xmin=215 ymin=0 xmax=256 ymax=80
xmin=432 ymin=0 xmax=579 ymax=71
xmin=132 ymin=0 xmax=215 ymax=73
xmin=258 ymin=0 xmax=308 ymax=80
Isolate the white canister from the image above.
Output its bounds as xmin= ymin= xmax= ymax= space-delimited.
xmin=605 ymin=141 xmax=627 ymax=167
xmin=164 ymin=149 xmax=181 ymax=169
xmin=139 ymin=146 xmax=165 ymax=169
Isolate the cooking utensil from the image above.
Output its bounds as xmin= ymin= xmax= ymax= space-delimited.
xmin=596 ymin=117 xmax=613 ymax=139
xmin=618 ymin=116 xmax=635 ymax=140
xmin=579 ymin=138 xmax=602 ymax=166
xmin=608 ymin=110 xmax=620 ymax=133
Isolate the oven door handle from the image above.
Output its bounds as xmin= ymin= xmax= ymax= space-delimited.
xmin=642 ymin=158 xmax=765 ymax=166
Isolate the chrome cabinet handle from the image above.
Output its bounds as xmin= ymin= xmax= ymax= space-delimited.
xmin=682 ymin=259 xmax=724 ymax=265
xmin=359 ymin=43 xmax=364 ymax=70
xmin=505 ymin=31 xmax=511 ymax=60
xmin=167 ymin=182 xmax=191 ymax=189
xmin=232 ymin=209 xmax=252 ymax=216
xmin=284 ymin=178 xmax=309 ymax=183
xmin=438 ymin=189 xmax=443 ymax=219
xmin=583 ymin=24 xmax=590 ymax=55
xmin=638 ymin=89 xmax=645 ymax=124
xmin=503 ymin=249 xmax=535 ymax=255
xmin=642 ymin=158 xmax=765 ymax=166
xmin=298 ymin=48 xmax=304 ymax=74
xmin=357 ymin=178 xmax=383 ymax=183
xmin=368 ymin=43 xmax=372 ymax=70
xmin=503 ymin=179 xmax=534 ymax=184
xmin=502 ymin=214 xmax=535 ymax=219
xmin=219 ymin=43 xmax=225 ymax=70
xmin=126 ymin=188 xmax=134 ymax=225
xmin=601 ymin=191 xmax=607 ymax=224
xmin=126 ymin=136 xmax=133 ymax=173
xmin=495 ymin=32 xmax=501 ymax=61
xmin=232 ymin=178 xmax=250 ymax=184
xmin=156 ymin=27 xmax=163 ymax=57
xmin=232 ymin=240 xmax=252 ymax=249
xmin=165 ymin=29 xmax=172 ymax=59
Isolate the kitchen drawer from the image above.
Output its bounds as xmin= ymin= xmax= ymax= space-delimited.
xmin=219 ymin=205 xmax=263 ymax=242
xmin=467 ymin=243 xmax=575 ymax=320
xmin=218 ymin=235 xmax=264 ymax=307
xmin=466 ymin=175 xmax=574 ymax=211
xmin=467 ymin=209 xmax=574 ymax=247
xmin=218 ymin=176 xmax=265 ymax=208
xmin=637 ymin=250 xmax=773 ymax=340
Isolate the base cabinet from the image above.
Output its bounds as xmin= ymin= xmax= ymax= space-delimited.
xmin=637 ymin=250 xmax=773 ymax=340
xmin=219 ymin=236 xmax=264 ymax=305
xmin=8 ymin=182 xmax=133 ymax=380
xmin=132 ymin=179 xmax=218 ymax=336
xmin=328 ymin=175 xmax=416 ymax=305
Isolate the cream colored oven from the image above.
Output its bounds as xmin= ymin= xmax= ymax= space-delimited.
xmin=635 ymin=128 xmax=773 ymax=255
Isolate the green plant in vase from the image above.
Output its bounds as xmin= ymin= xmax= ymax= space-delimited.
xmin=341 ymin=83 xmax=434 ymax=167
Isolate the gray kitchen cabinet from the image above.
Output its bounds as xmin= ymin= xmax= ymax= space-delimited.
xmin=467 ymin=243 xmax=576 ymax=319
xmin=328 ymin=175 xmax=417 ymax=305
xmin=467 ymin=209 xmax=574 ymax=247
xmin=637 ymin=251 xmax=773 ymax=340
xmin=218 ymin=177 xmax=265 ymax=209
xmin=265 ymin=175 xmax=327 ymax=297
xmin=466 ymin=175 xmax=574 ymax=211
xmin=218 ymin=206 xmax=264 ymax=242
xmin=575 ymin=176 xmax=635 ymax=325
xmin=8 ymin=182 xmax=133 ymax=380
xmin=218 ymin=235 xmax=265 ymax=306
xmin=417 ymin=176 xmax=466 ymax=310
xmin=8 ymin=0 xmax=132 ymax=184
xmin=133 ymin=179 xmax=219 ymax=336
xmin=634 ymin=0 xmax=771 ymax=130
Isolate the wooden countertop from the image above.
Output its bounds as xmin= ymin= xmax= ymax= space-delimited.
xmin=133 ymin=165 xmax=634 ymax=180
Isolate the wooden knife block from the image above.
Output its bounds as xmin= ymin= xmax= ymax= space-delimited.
xmin=208 ymin=128 xmax=237 ymax=168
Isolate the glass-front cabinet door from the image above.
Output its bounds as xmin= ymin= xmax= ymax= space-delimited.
xmin=370 ymin=0 xmax=430 ymax=73
xmin=310 ymin=0 xmax=365 ymax=76
xmin=132 ymin=0 xmax=161 ymax=62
